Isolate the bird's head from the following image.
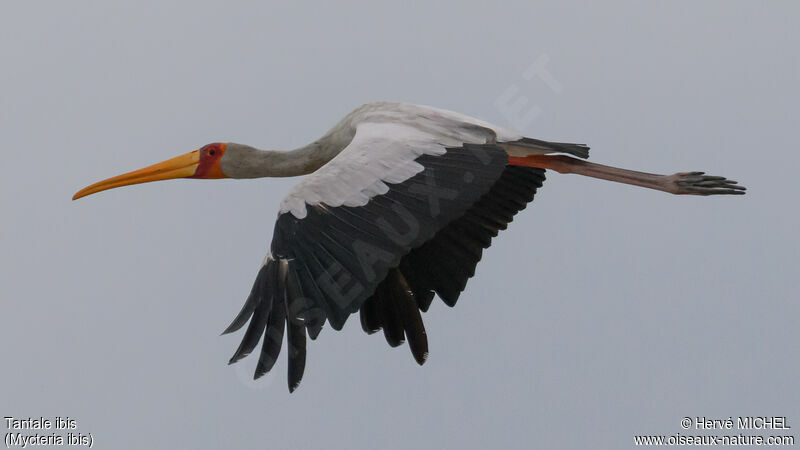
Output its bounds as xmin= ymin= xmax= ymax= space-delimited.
xmin=73 ymin=143 xmax=230 ymax=200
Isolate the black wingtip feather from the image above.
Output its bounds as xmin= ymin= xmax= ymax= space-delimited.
xmin=392 ymin=271 xmax=429 ymax=365
xmin=228 ymin=303 xmax=269 ymax=365
xmin=286 ymin=318 xmax=307 ymax=392
xmin=254 ymin=302 xmax=286 ymax=379
xmin=377 ymin=283 xmax=405 ymax=347
xmin=307 ymin=320 xmax=324 ymax=340
xmin=416 ymin=290 xmax=436 ymax=312
xmin=360 ymin=296 xmax=382 ymax=334
xmin=222 ymin=264 xmax=272 ymax=335
xmin=228 ymin=265 xmax=275 ymax=365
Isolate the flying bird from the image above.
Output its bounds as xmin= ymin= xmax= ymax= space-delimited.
xmin=73 ymin=102 xmax=745 ymax=391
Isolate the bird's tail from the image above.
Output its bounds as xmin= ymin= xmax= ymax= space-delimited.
xmin=501 ymin=137 xmax=590 ymax=159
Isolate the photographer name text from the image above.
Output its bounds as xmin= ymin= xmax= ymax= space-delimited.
xmin=682 ymin=416 xmax=790 ymax=430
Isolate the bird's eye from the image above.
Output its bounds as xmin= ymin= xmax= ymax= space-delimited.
xmin=209 ymin=149 xmax=216 ymax=155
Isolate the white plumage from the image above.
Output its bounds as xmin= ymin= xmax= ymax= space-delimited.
xmin=279 ymin=102 xmax=523 ymax=218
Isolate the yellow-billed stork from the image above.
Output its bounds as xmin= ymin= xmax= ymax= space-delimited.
xmin=73 ymin=102 xmax=745 ymax=391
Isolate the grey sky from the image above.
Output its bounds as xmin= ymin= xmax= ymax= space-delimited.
xmin=2 ymin=1 xmax=798 ymax=449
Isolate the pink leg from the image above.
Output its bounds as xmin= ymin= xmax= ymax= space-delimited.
xmin=509 ymin=155 xmax=746 ymax=196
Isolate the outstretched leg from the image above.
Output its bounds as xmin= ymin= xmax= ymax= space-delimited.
xmin=509 ymin=155 xmax=746 ymax=195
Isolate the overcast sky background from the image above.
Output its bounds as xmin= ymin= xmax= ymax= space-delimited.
xmin=2 ymin=2 xmax=798 ymax=449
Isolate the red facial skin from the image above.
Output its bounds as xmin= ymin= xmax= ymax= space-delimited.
xmin=191 ymin=143 xmax=228 ymax=179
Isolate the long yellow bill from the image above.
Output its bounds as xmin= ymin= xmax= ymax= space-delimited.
xmin=73 ymin=150 xmax=200 ymax=200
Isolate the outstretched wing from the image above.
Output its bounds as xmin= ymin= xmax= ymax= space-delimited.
xmin=223 ymin=114 xmax=563 ymax=391
xmin=359 ymin=165 xmax=546 ymax=364
xmin=223 ymin=118 xmax=514 ymax=386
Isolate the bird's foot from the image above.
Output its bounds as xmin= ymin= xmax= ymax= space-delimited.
xmin=668 ymin=172 xmax=746 ymax=195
